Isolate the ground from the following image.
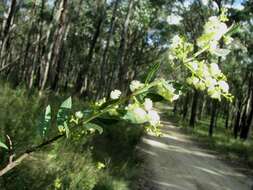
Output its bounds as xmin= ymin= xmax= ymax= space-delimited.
xmin=137 ymin=121 xmax=253 ymax=190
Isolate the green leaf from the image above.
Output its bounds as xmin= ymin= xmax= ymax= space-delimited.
xmin=39 ymin=105 xmax=51 ymax=137
xmin=212 ymin=48 xmax=230 ymax=57
xmin=0 ymin=141 xmax=8 ymax=150
xmin=145 ymin=93 xmax=165 ymax=102
xmin=225 ymin=23 xmax=240 ymax=36
xmin=156 ymin=83 xmax=174 ymax=102
xmin=57 ymin=97 xmax=72 ymax=137
xmin=84 ymin=123 xmax=103 ymax=134
xmin=145 ymin=63 xmax=161 ymax=84
xmin=60 ymin=97 xmax=72 ymax=109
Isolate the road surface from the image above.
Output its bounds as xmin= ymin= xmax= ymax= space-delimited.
xmin=137 ymin=121 xmax=253 ymax=190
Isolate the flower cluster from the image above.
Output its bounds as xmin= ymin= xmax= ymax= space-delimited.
xmin=124 ymin=98 xmax=160 ymax=127
xmin=168 ymin=12 xmax=234 ymax=101
xmin=197 ymin=13 xmax=232 ymax=56
xmin=186 ymin=62 xmax=230 ymax=100
xmin=169 ymin=35 xmax=193 ymax=62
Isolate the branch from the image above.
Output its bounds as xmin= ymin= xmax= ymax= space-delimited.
xmin=0 ymin=134 xmax=64 ymax=177
xmin=0 ymin=81 xmax=159 ymax=176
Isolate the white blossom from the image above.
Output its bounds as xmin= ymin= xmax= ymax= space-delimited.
xmin=218 ymin=80 xmax=229 ymax=93
xmin=205 ymin=16 xmax=228 ymax=41
xmin=189 ymin=61 xmax=198 ymax=71
xmin=110 ymin=89 xmax=121 ymax=100
xmin=147 ymin=110 xmax=160 ymax=126
xmin=206 ymin=77 xmax=217 ymax=87
xmin=144 ymin=98 xmax=153 ymax=111
xmin=171 ymin=35 xmax=181 ymax=48
xmin=210 ymin=63 xmax=221 ymax=76
xmin=172 ymin=94 xmax=180 ymax=101
xmin=133 ymin=107 xmax=147 ymax=121
xmin=95 ymin=97 xmax=106 ymax=106
xmin=75 ymin=111 xmax=83 ymax=119
xmin=164 ymin=82 xmax=176 ymax=93
xmin=130 ymin=80 xmax=144 ymax=92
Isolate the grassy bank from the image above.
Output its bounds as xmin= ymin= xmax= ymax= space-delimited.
xmin=0 ymin=83 xmax=143 ymax=190
xmin=167 ymin=111 xmax=253 ymax=168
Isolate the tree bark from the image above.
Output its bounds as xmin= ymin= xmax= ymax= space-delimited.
xmin=189 ymin=90 xmax=199 ymax=128
xmin=182 ymin=92 xmax=191 ymax=120
xmin=117 ymin=0 xmax=134 ymax=91
xmin=75 ymin=1 xmax=106 ymax=95
xmin=97 ymin=0 xmax=120 ymax=99
xmin=0 ymin=0 xmax=17 ymax=67
xmin=240 ymin=74 xmax=253 ymax=139
xmin=209 ymin=99 xmax=218 ymax=137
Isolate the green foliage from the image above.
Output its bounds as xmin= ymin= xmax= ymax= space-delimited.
xmin=145 ymin=63 xmax=161 ymax=84
xmin=39 ymin=105 xmax=51 ymax=137
xmin=0 ymin=84 xmax=142 ymax=189
xmin=57 ymin=97 xmax=72 ymax=137
xmin=168 ymin=13 xmax=236 ymax=101
xmin=0 ymin=140 xmax=8 ymax=150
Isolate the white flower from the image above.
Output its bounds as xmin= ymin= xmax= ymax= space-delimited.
xmin=205 ymin=16 xmax=228 ymax=41
xmin=210 ymin=63 xmax=221 ymax=76
xmin=110 ymin=89 xmax=121 ymax=100
xmin=202 ymin=64 xmax=210 ymax=77
xmin=168 ymin=54 xmax=175 ymax=60
xmin=224 ymin=36 xmax=233 ymax=45
xmin=130 ymin=80 xmax=144 ymax=92
xmin=75 ymin=111 xmax=83 ymax=119
xmin=218 ymin=80 xmax=229 ymax=93
xmin=133 ymin=107 xmax=147 ymax=120
xmin=95 ymin=97 xmax=106 ymax=106
xmin=167 ymin=14 xmax=182 ymax=25
xmin=206 ymin=77 xmax=217 ymax=87
xmin=192 ymin=77 xmax=200 ymax=86
xmin=147 ymin=110 xmax=160 ymax=126
xmin=172 ymin=94 xmax=180 ymax=101
xmin=171 ymin=35 xmax=181 ymax=48
xmin=209 ymin=40 xmax=218 ymax=52
xmin=164 ymin=82 xmax=175 ymax=93
xmin=189 ymin=61 xmax=198 ymax=71
xmin=144 ymin=98 xmax=153 ymax=111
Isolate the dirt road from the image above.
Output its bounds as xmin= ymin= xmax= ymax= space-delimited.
xmin=137 ymin=121 xmax=253 ymax=190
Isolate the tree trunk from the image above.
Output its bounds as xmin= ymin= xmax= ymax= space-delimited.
xmin=117 ymin=0 xmax=134 ymax=91
xmin=0 ymin=0 xmax=17 ymax=67
xmin=225 ymin=103 xmax=230 ymax=129
xmin=75 ymin=1 xmax=106 ymax=95
xmin=209 ymin=99 xmax=218 ymax=137
xmin=29 ymin=0 xmax=45 ymax=89
xmin=240 ymin=75 xmax=253 ymax=139
xmin=189 ymin=90 xmax=199 ymax=128
xmin=182 ymin=92 xmax=190 ymax=120
xmin=39 ymin=0 xmax=68 ymax=93
xmin=233 ymin=101 xmax=242 ymax=139
xmin=97 ymin=0 xmax=120 ymax=98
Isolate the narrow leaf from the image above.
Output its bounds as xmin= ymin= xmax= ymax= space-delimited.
xmin=213 ymin=48 xmax=230 ymax=57
xmin=0 ymin=141 xmax=8 ymax=150
xmin=39 ymin=105 xmax=51 ymax=137
xmin=145 ymin=63 xmax=161 ymax=84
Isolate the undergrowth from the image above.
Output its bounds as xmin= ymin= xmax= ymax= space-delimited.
xmin=0 ymin=83 xmax=143 ymax=190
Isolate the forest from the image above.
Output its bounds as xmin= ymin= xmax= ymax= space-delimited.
xmin=0 ymin=0 xmax=253 ymax=189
